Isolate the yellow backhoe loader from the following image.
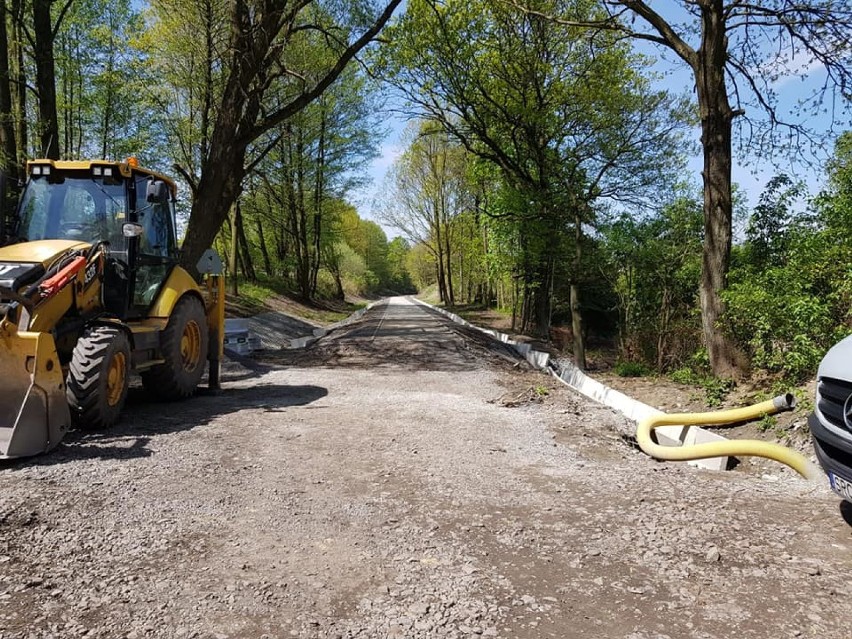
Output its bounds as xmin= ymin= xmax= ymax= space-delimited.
xmin=0 ymin=159 xmax=224 ymax=459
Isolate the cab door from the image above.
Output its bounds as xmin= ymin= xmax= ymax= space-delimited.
xmin=130 ymin=173 xmax=178 ymax=314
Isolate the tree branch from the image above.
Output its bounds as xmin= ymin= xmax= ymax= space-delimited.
xmin=246 ymin=0 xmax=403 ymax=142
xmin=172 ymin=163 xmax=199 ymax=199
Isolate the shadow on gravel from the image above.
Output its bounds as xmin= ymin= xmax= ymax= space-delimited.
xmin=2 ymin=384 xmax=328 ymax=469
xmin=262 ymin=304 xmax=528 ymax=373
xmin=839 ymin=500 xmax=852 ymax=527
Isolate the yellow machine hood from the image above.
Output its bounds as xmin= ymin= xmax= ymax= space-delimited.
xmin=0 ymin=239 xmax=90 ymax=266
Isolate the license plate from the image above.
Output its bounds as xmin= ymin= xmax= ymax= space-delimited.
xmin=830 ymin=472 xmax=852 ymax=501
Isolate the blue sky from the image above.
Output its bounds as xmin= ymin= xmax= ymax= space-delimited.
xmin=353 ymin=4 xmax=850 ymax=238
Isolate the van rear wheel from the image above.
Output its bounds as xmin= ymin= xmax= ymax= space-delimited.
xmin=142 ymin=296 xmax=208 ymax=400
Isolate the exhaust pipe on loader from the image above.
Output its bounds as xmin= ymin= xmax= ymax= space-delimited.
xmin=0 ymin=312 xmax=70 ymax=458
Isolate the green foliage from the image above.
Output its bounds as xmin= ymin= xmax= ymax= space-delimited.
xmin=722 ymin=150 xmax=852 ymax=383
xmin=602 ymin=136 xmax=852 ymax=390
xmin=757 ymin=413 xmax=778 ymax=433
xmin=744 ymin=174 xmax=806 ymax=269
xmin=378 ymin=0 xmax=689 ymax=333
xmin=600 ymin=190 xmax=703 ymax=371
xmin=336 ymin=242 xmax=373 ymax=296
xmin=723 ymin=272 xmax=835 ymax=382
xmin=614 ymin=361 xmax=649 ymax=378
xmin=701 ymin=377 xmax=736 ymax=408
xmin=669 ymin=367 xmax=696 ymax=386
xmin=668 ymin=364 xmax=734 ymax=408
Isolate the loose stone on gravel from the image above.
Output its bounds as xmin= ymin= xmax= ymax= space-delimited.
xmin=0 ymin=297 xmax=849 ymax=638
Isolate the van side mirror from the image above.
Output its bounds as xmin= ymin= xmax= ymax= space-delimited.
xmin=146 ymin=179 xmax=169 ymax=204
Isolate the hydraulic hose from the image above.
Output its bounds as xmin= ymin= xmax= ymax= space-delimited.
xmin=636 ymin=394 xmax=819 ymax=479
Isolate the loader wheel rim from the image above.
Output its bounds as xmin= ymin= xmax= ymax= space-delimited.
xmin=180 ymin=320 xmax=202 ymax=372
xmin=106 ymin=352 xmax=127 ymax=407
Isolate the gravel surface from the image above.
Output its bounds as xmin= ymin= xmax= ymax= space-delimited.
xmin=1 ymin=296 xmax=851 ymax=639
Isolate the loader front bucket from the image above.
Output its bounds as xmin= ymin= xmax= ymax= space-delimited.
xmin=0 ymin=324 xmax=70 ymax=458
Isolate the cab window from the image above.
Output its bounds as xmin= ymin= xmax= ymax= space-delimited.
xmin=18 ymin=174 xmax=126 ymax=247
xmin=131 ymin=173 xmax=177 ymax=309
xmin=134 ymin=175 xmax=175 ymax=258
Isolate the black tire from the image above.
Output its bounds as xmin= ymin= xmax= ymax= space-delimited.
xmin=141 ymin=295 xmax=209 ymax=401
xmin=66 ymin=325 xmax=131 ymax=430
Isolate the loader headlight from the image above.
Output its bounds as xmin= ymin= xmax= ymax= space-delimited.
xmin=93 ymin=167 xmax=102 ymax=177
xmin=103 ymin=167 xmax=113 ymax=177
xmin=31 ymin=166 xmax=41 ymax=176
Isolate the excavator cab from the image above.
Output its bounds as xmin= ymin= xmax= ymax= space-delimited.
xmin=0 ymin=159 xmax=224 ymax=459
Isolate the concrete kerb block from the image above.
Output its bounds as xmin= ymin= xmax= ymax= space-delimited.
xmin=551 ymin=360 xmax=729 ymax=471
xmin=527 ymin=350 xmax=551 ymax=369
xmin=410 ymin=296 xmax=729 ymax=472
xmin=290 ymin=335 xmax=319 ymax=349
xmin=513 ymin=343 xmax=532 ymax=356
xmin=288 ymin=300 xmax=381 ymax=350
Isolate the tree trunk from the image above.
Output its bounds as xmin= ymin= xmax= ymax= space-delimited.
xmin=255 ymin=216 xmax=272 ymax=276
xmin=296 ymin=127 xmax=310 ymax=299
xmin=695 ymin=2 xmax=742 ymax=378
xmin=61 ymin=33 xmax=69 ymax=156
xmin=100 ymin=48 xmax=115 ymax=159
xmin=325 ymin=245 xmax=345 ymax=300
xmin=75 ymin=35 xmax=83 ymax=155
xmin=0 ymin=0 xmax=19 ymax=235
xmin=433 ymin=203 xmax=447 ymax=304
xmin=236 ymin=201 xmax=256 ymax=282
xmin=443 ymin=220 xmax=455 ymax=307
xmin=176 ymin=134 xmax=246 ymax=278
xmin=178 ymin=0 xmax=402 ymax=275
xmin=227 ymin=202 xmax=238 ymax=296
xmin=657 ymin=286 xmax=672 ymax=372
xmin=10 ymin=0 xmax=26 ymax=175
xmin=571 ymin=213 xmax=586 ymax=370
xmin=201 ymin=0 xmax=214 ymax=164
xmin=532 ymin=268 xmax=550 ymax=338
xmin=310 ymin=107 xmax=326 ymax=297
xmin=333 ymin=270 xmax=345 ymax=299
xmin=32 ymin=0 xmax=59 ymax=159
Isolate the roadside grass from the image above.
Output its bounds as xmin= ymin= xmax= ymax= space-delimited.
xmin=416 ymin=284 xmax=441 ymax=306
xmin=226 ymin=276 xmax=366 ymax=325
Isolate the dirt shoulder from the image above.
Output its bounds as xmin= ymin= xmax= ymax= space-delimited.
xmin=450 ymin=303 xmax=817 ymax=462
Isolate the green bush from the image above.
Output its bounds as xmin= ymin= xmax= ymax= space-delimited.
xmin=670 ymin=367 xmax=697 ymax=386
xmin=669 ymin=366 xmax=734 ymax=407
xmin=614 ymin=361 xmax=650 ymax=377
xmin=701 ymin=376 xmax=735 ymax=408
xmin=723 ymin=268 xmax=835 ymax=383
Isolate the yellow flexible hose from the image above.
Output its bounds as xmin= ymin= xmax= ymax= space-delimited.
xmin=636 ymin=394 xmax=819 ymax=479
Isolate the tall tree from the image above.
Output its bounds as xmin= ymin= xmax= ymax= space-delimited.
xmin=382 ymin=123 xmax=470 ymax=306
xmin=540 ymin=1 xmax=852 ymax=377
xmin=380 ymin=0 xmax=686 ymax=367
xmin=143 ymin=0 xmax=230 ymax=177
xmin=243 ymin=60 xmax=382 ymax=299
xmin=169 ymin=0 xmax=403 ymax=275
xmin=0 ymin=0 xmax=19 ymax=237
xmin=32 ymin=0 xmax=76 ymax=159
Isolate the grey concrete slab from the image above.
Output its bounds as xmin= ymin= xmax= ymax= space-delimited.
xmin=247 ymin=312 xmax=321 ymax=350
